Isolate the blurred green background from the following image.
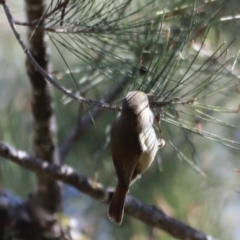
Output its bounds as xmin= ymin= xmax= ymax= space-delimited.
xmin=1 ymin=1 xmax=240 ymax=239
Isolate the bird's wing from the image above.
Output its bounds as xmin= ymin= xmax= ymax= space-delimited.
xmin=111 ymin=118 xmax=141 ymax=189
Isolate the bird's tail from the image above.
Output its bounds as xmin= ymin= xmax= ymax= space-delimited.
xmin=108 ymin=183 xmax=127 ymax=225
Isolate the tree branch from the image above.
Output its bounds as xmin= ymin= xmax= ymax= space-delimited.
xmin=0 ymin=1 xmax=198 ymax=114
xmin=24 ymin=0 xmax=61 ymax=213
xmin=0 ymin=141 xmax=215 ymax=240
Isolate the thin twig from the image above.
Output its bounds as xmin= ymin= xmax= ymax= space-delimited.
xmin=60 ymin=0 xmax=69 ymax=27
xmin=150 ymin=98 xmax=195 ymax=108
xmin=14 ymin=0 xmax=71 ymax=27
xmin=0 ymin=141 xmax=215 ymax=240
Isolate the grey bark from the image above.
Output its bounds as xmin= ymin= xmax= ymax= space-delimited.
xmin=24 ymin=0 xmax=61 ymax=213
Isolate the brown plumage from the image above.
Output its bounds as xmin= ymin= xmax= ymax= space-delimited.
xmin=108 ymin=91 xmax=160 ymax=224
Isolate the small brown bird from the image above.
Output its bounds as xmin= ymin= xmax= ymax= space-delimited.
xmin=108 ymin=91 xmax=164 ymax=224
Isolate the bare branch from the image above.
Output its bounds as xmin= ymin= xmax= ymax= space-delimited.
xmin=0 ymin=141 xmax=215 ymax=240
